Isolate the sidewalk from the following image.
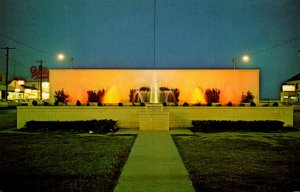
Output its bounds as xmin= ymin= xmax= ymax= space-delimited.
xmin=114 ymin=130 xmax=195 ymax=192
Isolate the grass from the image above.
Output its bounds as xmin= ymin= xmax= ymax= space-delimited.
xmin=173 ymin=131 xmax=300 ymax=192
xmin=0 ymin=109 xmax=16 ymax=130
xmin=0 ymin=132 xmax=136 ymax=192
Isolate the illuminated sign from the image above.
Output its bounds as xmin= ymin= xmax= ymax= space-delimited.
xmin=282 ymin=85 xmax=295 ymax=92
xmin=30 ymin=66 xmax=49 ymax=81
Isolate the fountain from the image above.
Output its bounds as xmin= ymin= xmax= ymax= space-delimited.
xmin=150 ymin=73 xmax=159 ymax=103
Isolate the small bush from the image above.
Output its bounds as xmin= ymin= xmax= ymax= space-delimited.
xmin=140 ymin=102 xmax=145 ymax=106
xmin=54 ymin=101 xmax=59 ymax=106
xmin=24 ymin=120 xmax=118 ymax=133
xmin=118 ymin=102 xmax=123 ymax=106
xmin=98 ymin=102 xmax=102 ymax=106
xmin=163 ymin=102 xmax=167 ymax=106
xmin=273 ymin=102 xmax=279 ymax=107
xmin=76 ymin=100 xmax=81 ymax=106
xmin=227 ymin=101 xmax=233 ymax=106
xmin=183 ymin=102 xmax=189 ymax=106
xmin=191 ymin=120 xmax=297 ymax=132
xmin=207 ymin=102 xmax=212 ymax=106
xmin=32 ymin=101 xmax=37 ymax=106
xmin=250 ymin=101 xmax=256 ymax=106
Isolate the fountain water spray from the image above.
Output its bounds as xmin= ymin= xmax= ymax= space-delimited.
xmin=150 ymin=73 xmax=159 ymax=103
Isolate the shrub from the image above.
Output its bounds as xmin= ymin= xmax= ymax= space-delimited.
xmin=140 ymin=102 xmax=145 ymax=106
xmin=207 ymin=102 xmax=212 ymax=106
xmin=76 ymin=100 xmax=81 ymax=106
xmin=273 ymin=102 xmax=279 ymax=107
xmin=98 ymin=102 xmax=102 ymax=106
xmin=250 ymin=101 xmax=256 ymax=106
xmin=227 ymin=101 xmax=233 ymax=106
xmin=118 ymin=102 xmax=123 ymax=106
xmin=163 ymin=102 xmax=167 ymax=106
xmin=32 ymin=100 xmax=38 ymax=106
xmin=205 ymin=88 xmax=220 ymax=103
xmin=191 ymin=120 xmax=296 ymax=132
xmin=54 ymin=101 xmax=59 ymax=106
xmin=43 ymin=102 xmax=49 ymax=106
xmin=24 ymin=120 xmax=118 ymax=133
xmin=183 ymin=102 xmax=189 ymax=106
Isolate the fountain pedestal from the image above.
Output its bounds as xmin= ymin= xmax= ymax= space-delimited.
xmin=139 ymin=104 xmax=169 ymax=130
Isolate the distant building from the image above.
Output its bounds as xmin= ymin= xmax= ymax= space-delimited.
xmin=6 ymin=78 xmax=49 ymax=100
xmin=281 ymin=73 xmax=300 ymax=103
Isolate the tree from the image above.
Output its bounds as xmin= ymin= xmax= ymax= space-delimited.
xmin=241 ymin=91 xmax=255 ymax=103
xmin=87 ymin=90 xmax=98 ymax=102
xmin=54 ymin=89 xmax=69 ymax=104
xmin=205 ymin=88 xmax=220 ymax=103
xmin=87 ymin=89 xmax=106 ymax=103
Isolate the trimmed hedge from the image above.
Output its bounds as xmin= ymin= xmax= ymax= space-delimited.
xmin=24 ymin=120 xmax=118 ymax=133
xmin=191 ymin=120 xmax=297 ymax=132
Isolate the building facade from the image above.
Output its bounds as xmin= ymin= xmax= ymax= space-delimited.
xmin=7 ymin=79 xmax=49 ymax=101
xmin=49 ymin=69 xmax=260 ymax=105
xmin=281 ymin=73 xmax=300 ymax=103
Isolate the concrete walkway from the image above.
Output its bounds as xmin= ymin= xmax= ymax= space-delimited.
xmin=114 ymin=129 xmax=195 ymax=192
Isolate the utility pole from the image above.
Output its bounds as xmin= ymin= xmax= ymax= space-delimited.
xmin=153 ymin=0 xmax=156 ymax=69
xmin=1 ymin=47 xmax=15 ymax=100
xmin=36 ymin=60 xmax=44 ymax=100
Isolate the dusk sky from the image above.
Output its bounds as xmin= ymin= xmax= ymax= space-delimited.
xmin=1 ymin=0 xmax=300 ymax=99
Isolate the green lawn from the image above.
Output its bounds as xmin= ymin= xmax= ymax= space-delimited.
xmin=0 ymin=132 xmax=136 ymax=192
xmin=173 ymin=131 xmax=300 ymax=192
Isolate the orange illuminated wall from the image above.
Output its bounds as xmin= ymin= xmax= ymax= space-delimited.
xmin=49 ymin=69 xmax=260 ymax=104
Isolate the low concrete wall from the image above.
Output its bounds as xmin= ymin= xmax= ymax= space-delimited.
xmin=17 ymin=106 xmax=293 ymax=129
xmin=17 ymin=106 xmax=144 ymax=129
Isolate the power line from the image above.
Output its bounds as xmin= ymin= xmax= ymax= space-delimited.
xmin=0 ymin=32 xmax=48 ymax=55
xmin=252 ymin=35 xmax=300 ymax=55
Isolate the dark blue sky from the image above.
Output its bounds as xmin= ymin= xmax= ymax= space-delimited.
xmin=1 ymin=0 xmax=300 ymax=99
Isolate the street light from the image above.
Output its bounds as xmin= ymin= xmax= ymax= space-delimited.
xmin=57 ymin=53 xmax=74 ymax=69
xmin=232 ymin=54 xmax=250 ymax=69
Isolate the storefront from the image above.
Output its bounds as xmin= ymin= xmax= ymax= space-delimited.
xmin=7 ymin=79 xmax=49 ymax=101
xmin=281 ymin=73 xmax=300 ymax=103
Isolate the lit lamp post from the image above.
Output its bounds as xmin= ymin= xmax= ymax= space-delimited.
xmin=57 ymin=53 xmax=74 ymax=69
xmin=232 ymin=55 xmax=250 ymax=69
